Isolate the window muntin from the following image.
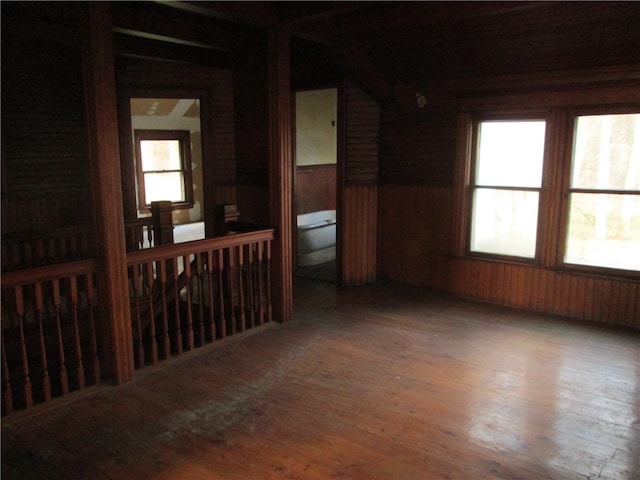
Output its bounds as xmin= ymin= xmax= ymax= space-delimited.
xmin=469 ymin=120 xmax=546 ymax=259
xmin=564 ymin=113 xmax=640 ymax=271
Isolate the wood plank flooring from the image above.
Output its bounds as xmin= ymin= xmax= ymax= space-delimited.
xmin=2 ymin=278 xmax=639 ymax=479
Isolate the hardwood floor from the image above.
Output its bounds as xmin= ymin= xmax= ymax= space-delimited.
xmin=2 ymin=278 xmax=639 ymax=479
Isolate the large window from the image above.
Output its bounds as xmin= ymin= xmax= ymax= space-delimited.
xmin=456 ymin=108 xmax=640 ymax=276
xmin=469 ymin=119 xmax=546 ymax=258
xmin=134 ymin=129 xmax=193 ymax=211
xmin=564 ymin=113 xmax=640 ymax=271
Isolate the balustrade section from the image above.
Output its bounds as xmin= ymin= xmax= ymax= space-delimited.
xmin=1 ymin=260 xmax=102 ymax=416
xmin=126 ymin=229 xmax=274 ymax=369
xmin=2 ymin=218 xmax=157 ymax=272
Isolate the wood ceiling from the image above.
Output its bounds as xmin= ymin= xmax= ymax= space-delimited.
xmin=113 ymin=1 xmax=640 ymax=95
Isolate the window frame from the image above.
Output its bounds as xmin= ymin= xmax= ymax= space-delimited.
xmin=557 ymin=106 xmax=640 ymax=277
xmin=465 ymin=111 xmax=551 ymax=264
xmin=134 ymin=129 xmax=194 ymax=213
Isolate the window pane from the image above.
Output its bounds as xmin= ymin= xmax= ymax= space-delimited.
xmin=476 ymin=121 xmax=546 ymax=187
xmin=565 ymin=193 xmax=640 ymax=270
xmin=571 ymin=113 xmax=640 ymax=190
xmin=144 ymin=172 xmax=185 ymax=203
xmin=140 ymin=140 xmax=182 ymax=171
xmin=470 ymin=189 xmax=540 ymax=258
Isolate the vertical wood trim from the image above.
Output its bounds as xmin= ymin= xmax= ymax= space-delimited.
xmin=268 ymin=25 xmax=293 ymax=322
xmin=82 ymin=3 xmax=134 ymax=383
xmin=538 ymin=108 xmax=567 ymax=266
xmin=451 ymin=113 xmax=473 ymax=256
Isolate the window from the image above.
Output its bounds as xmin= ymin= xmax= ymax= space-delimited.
xmin=469 ymin=119 xmax=546 ymax=258
xmin=134 ymin=129 xmax=193 ymax=211
xmin=564 ymin=113 xmax=640 ymax=271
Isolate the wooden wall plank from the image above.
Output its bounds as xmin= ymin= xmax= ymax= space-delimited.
xmin=295 ymin=164 xmax=336 ymax=214
xmin=379 ymin=186 xmax=640 ymax=329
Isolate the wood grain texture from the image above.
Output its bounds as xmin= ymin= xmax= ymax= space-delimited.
xmin=295 ymin=164 xmax=336 ymax=215
xmin=379 ymin=186 xmax=640 ymax=328
xmin=82 ymin=4 xmax=134 ymax=383
xmin=2 ymin=279 xmax=638 ymax=479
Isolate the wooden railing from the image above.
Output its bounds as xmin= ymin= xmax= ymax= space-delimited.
xmin=1 ymin=260 xmax=102 ymax=416
xmin=1 ymin=227 xmax=96 ymax=273
xmin=127 ymin=229 xmax=274 ymax=369
xmin=1 ymin=224 xmax=274 ymax=416
xmin=2 ymin=217 xmax=157 ymax=272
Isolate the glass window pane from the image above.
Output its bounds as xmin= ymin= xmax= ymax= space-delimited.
xmin=144 ymin=172 xmax=185 ymax=203
xmin=476 ymin=121 xmax=546 ymax=188
xmin=471 ymin=189 xmax=540 ymax=258
xmin=140 ymin=140 xmax=182 ymax=171
xmin=565 ymin=193 xmax=640 ymax=270
xmin=571 ymin=113 xmax=640 ymax=190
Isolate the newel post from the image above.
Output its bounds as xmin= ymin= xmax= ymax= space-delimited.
xmin=268 ymin=24 xmax=293 ymax=323
xmin=150 ymin=201 xmax=175 ymax=246
xmin=82 ymin=3 xmax=134 ymax=384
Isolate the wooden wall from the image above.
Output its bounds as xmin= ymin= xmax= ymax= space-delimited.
xmin=295 ymin=164 xmax=336 ymax=215
xmin=1 ymin=4 xmax=93 ymax=236
xmin=377 ymin=71 xmax=640 ymax=329
xmin=341 ymin=82 xmax=380 ymax=285
xmin=234 ymin=41 xmax=271 ymax=227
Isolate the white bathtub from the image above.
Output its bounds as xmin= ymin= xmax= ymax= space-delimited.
xmin=297 ymin=210 xmax=336 ymax=266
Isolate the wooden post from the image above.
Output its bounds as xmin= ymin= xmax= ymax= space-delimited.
xmin=82 ymin=3 xmax=134 ymax=384
xmin=268 ymin=24 xmax=293 ymax=323
xmin=150 ymin=201 xmax=175 ymax=245
xmin=213 ymin=204 xmax=240 ymax=236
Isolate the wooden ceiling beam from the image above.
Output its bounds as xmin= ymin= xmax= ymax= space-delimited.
xmin=111 ymin=2 xmax=260 ymax=54
xmin=113 ymin=32 xmax=236 ymax=68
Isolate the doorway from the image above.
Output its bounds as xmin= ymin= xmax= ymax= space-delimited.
xmin=294 ymin=88 xmax=338 ymax=282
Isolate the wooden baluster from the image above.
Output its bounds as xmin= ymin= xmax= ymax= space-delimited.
xmin=266 ymin=239 xmax=273 ymax=323
xmin=146 ymin=224 xmax=153 ymax=248
xmin=183 ymin=255 xmax=195 ymax=350
xmin=85 ymin=273 xmax=101 ymax=384
xmin=227 ymin=246 xmax=237 ymax=335
xmin=145 ymin=262 xmax=158 ymax=364
xmin=171 ymin=257 xmax=183 ymax=355
xmin=131 ymin=265 xmax=145 ymax=368
xmin=216 ymin=249 xmax=227 ymax=339
xmin=33 ymin=283 xmax=52 ymax=402
xmin=193 ymin=254 xmax=205 ymax=346
xmin=69 ymin=276 xmax=85 ymax=389
xmin=51 ymin=279 xmax=69 ymax=396
xmin=206 ymin=250 xmax=216 ymax=342
xmin=237 ymin=245 xmax=246 ymax=332
xmin=248 ymin=243 xmax=258 ymax=328
xmin=257 ymin=241 xmax=265 ymax=326
xmin=157 ymin=260 xmax=171 ymax=359
xmin=14 ymin=286 xmax=33 ymax=408
xmin=2 ymin=330 xmax=14 ymax=415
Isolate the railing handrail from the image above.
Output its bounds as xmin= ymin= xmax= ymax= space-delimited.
xmin=126 ymin=229 xmax=275 ymax=265
xmin=1 ymin=229 xmax=274 ymax=288
xmin=1 ymin=258 xmax=100 ymax=288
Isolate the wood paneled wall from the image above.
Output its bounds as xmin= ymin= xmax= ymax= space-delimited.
xmin=378 ymin=186 xmax=639 ymax=328
xmin=341 ymin=82 xmax=379 ymax=285
xmin=234 ymin=42 xmax=270 ymax=226
xmin=1 ymin=5 xmax=92 ymax=235
xmin=377 ymin=72 xmax=640 ymax=328
xmin=342 ymin=185 xmax=377 ymax=285
xmin=295 ymin=164 xmax=336 ymax=215
xmin=377 ymin=186 xmax=452 ymax=291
